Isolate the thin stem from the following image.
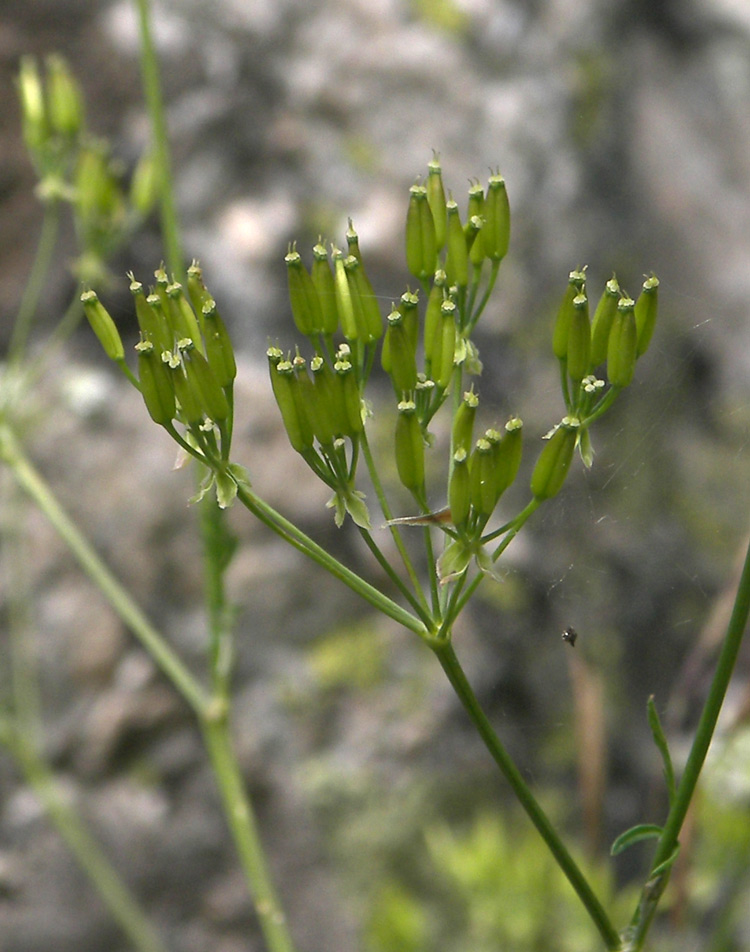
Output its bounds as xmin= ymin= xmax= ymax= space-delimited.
xmin=232 ymin=478 xmax=430 ymax=638
xmin=1 ymin=728 xmax=168 ymax=952
xmin=357 ymin=526 xmax=434 ymax=628
xmin=359 ymin=428 xmax=429 ymax=611
xmin=7 ymin=200 xmax=61 ymax=365
xmin=0 ymin=423 xmax=209 ymax=715
xmin=624 ymin=529 xmax=750 ymax=951
xmin=201 ymin=712 xmax=296 ymax=952
xmin=200 ymin=492 xmax=235 ymax=699
xmin=431 ymin=640 xmax=622 ymax=951
xmin=134 ymin=0 xmax=184 ymax=280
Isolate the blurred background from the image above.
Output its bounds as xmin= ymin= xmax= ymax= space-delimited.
xmin=2 ymin=0 xmax=750 ymax=950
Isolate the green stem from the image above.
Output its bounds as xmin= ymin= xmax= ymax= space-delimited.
xmin=1 ymin=727 xmax=168 ymax=952
xmin=357 ymin=526 xmax=434 ymax=627
xmin=0 ymin=423 xmax=208 ymax=715
xmin=624 ymin=530 xmax=750 ymax=951
xmin=134 ymin=0 xmax=184 ymax=280
xmin=431 ymin=640 xmax=622 ymax=951
xmin=7 ymin=200 xmax=61 ymax=365
xmin=201 ymin=712 xmax=296 ymax=952
xmin=233 ymin=479 xmax=429 ymax=638
xmin=359 ymin=428 xmax=429 ymax=612
xmin=200 ymin=493 xmax=235 ymax=698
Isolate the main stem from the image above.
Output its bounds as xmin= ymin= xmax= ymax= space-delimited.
xmin=432 ymin=639 xmax=622 ymax=951
xmin=625 ymin=529 xmax=750 ymax=951
xmin=202 ymin=712 xmax=296 ymax=952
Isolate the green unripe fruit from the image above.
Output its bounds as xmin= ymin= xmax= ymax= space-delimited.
xmin=345 ymin=254 xmax=382 ymax=342
xmin=285 ymin=247 xmax=323 ymax=337
xmin=167 ymin=282 xmax=204 ymax=355
xmin=567 ymin=293 xmax=591 ymax=383
xmin=169 ymin=352 xmax=204 ymax=425
xmin=434 ymin=300 xmax=457 ymax=389
xmin=445 ymin=200 xmax=469 ymax=288
xmin=590 ymin=276 xmax=620 ymax=367
xmin=383 ymin=311 xmax=418 ymax=394
xmin=135 ymin=340 xmax=175 ymax=425
xmin=395 ymin=400 xmax=425 ymax=495
xmin=452 ymin=389 xmax=478 ymax=456
xmin=448 ymin=448 xmax=471 ymax=528
xmin=492 ymin=417 xmax=523 ymax=498
xmin=466 ymin=182 xmax=485 ymax=266
xmin=269 ymin=355 xmax=314 ymax=453
xmin=531 ymin=417 xmax=579 ymax=500
xmin=423 ymin=270 xmax=447 ymax=363
xmin=635 ymin=274 xmax=659 ymax=357
xmin=426 ymin=155 xmax=447 ymax=251
xmin=46 ymin=54 xmax=84 ymax=138
xmin=607 ymin=297 xmax=637 ymax=388
xmin=398 ymin=290 xmax=420 ymax=355
xmin=334 ymin=359 xmax=364 ymax=435
xmin=311 ymin=241 xmax=339 ymax=335
xmin=469 ymin=438 xmax=497 ymax=517
xmin=405 ymin=184 xmax=437 ymax=281
xmin=201 ymin=298 xmax=237 ymax=389
xmin=332 ymin=246 xmax=358 ymax=341
xmin=553 ymin=269 xmax=587 ymax=360
xmin=179 ymin=340 xmax=229 ymax=423
xmin=81 ymin=290 xmax=124 ymax=362
xmin=482 ymin=174 xmax=510 ymax=262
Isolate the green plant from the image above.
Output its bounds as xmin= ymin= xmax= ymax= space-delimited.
xmin=2 ymin=4 xmax=749 ymax=950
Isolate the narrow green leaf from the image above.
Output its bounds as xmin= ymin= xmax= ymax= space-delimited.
xmin=611 ymin=823 xmax=663 ymax=856
xmin=647 ymin=695 xmax=677 ymax=805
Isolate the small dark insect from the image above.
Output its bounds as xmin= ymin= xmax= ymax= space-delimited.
xmin=561 ymin=626 xmax=578 ymax=647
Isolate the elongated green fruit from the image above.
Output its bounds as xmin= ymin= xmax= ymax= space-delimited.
xmin=492 ymin=417 xmax=523 ymax=498
xmin=135 ymin=340 xmax=175 ymax=425
xmin=531 ymin=417 xmax=579 ymax=500
xmin=466 ymin=182 xmax=485 ymax=266
xmin=398 ymin=290 xmax=420 ymax=355
xmin=186 ymin=260 xmax=211 ymax=316
xmin=445 ymin=199 xmax=469 ymax=288
xmin=345 ymin=218 xmax=362 ymax=263
xmin=168 ymin=352 xmax=203 ymax=425
xmin=201 ymin=297 xmax=236 ymax=389
xmin=383 ymin=311 xmax=417 ymax=394
xmin=567 ymin=293 xmax=591 ymax=383
xmin=332 ymin=246 xmax=358 ymax=341
xmin=334 ymin=359 xmax=363 ymax=435
xmin=590 ymin=276 xmax=620 ymax=367
xmin=426 ymin=154 xmax=447 ymax=251
xmin=268 ymin=354 xmax=314 ymax=453
xmin=435 ymin=300 xmax=457 ymax=388
xmin=423 ymin=270 xmax=447 ymax=363
xmin=395 ymin=400 xmax=424 ymax=494
xmin=635 ymin=274 xmax=659 ymax=357
xmin=482 ymin=173 xmax=510 ymax=262
xmin=452 ymin=389 xmax=478 ymax=455
xmin=285 ymin=247 xmax=322 ymax=337
xmin=167 ymin=282 xmax=205 ymax=355
xmin=405 ymin=184 xmax=437 ymax=281
xmin=553 ymin=269 xmax=587 ymax=360
xmin=311 ymin=241 xmax=339 ymax=335
xmin=607 ymin=297 xmax=637 ymax=388
xmin=81 ymin=290 xmax=124 ymax=362
xmin=311 ymin=355 xmax=349 ymax=441
xmin=46 ymin=54 xmax=84 ymax=137
xmin=179 ymin=340 xmax=229 ymax=423
xmin=448 ymin=448 xmax=471 ymax=528
xmin=345 ymin=254 xmax=382 ymax=342
xmin=469 ymin=438 xmax=497 ymax=516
